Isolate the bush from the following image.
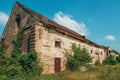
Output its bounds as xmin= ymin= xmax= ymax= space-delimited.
xmin=6 ymin=65 xmax=23 ymax=78
xmin=95 ymin=60 xmax=101 ymax=66
xmin=19 ymin=50 xmax=43 ymax=76
xmin=103 ymin=55 xmax=117 ymax=65
xmin=0 ymin=29 xmax=43 ymax=79
xmin=65 ymin=43 xmax=92 ymax=71
xmin=116 ymin=55 xmax=120 ymax=63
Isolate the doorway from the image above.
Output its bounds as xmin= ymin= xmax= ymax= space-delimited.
xmin=54 ymin=57 xmax=61 ymax=72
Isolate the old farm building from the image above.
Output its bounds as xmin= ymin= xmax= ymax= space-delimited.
xmin=2 ymin=2 xmax=118 ymax=74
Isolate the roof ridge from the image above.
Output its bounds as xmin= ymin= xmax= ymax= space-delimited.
xmin=15 ymin=2 xmax=106 ymax=49
xmin=15 ymin=2 xmax=83 ymax=36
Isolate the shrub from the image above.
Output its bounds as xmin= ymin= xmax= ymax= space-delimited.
xmin=19 ymin=50 xmax=43 ymax=76
xmin=95 ymin=60 xmax=101 ymax=66
xmin=116 ymin=55 xmax=120 ymax=63
xmin=65 ymin=43 xmax=92 ymax=71
xmin=6 ymin=65 xmax=23 ymax=78
xmin=0 ymin=29 xmax=43 ymax=79
xmin=103 ymin=55 xmax=117 ymax=65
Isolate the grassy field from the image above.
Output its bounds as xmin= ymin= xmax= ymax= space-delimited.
xmin=38 ymin=64 xmax=120 ymax=80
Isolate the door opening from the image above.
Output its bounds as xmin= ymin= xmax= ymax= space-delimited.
xmin=54 ymin=57 xmax=61 ymax=72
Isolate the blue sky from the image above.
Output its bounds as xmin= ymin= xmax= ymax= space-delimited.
xmin=0 ymin=0 xmax=120 ymax=52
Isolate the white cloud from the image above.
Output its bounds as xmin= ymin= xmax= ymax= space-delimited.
xmin=105 ymin=35 xmax=115 ymax=41
xmin=53 ymin=11 xmax=88 ymax=36
xmin=0 ymin=11 xmax=9 ymax=26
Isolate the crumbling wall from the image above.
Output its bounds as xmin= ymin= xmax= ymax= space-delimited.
xmin=35 ymin=22 xmax=105 ymax=74
xmin=2 ymin=3 xmax=38 ymax=54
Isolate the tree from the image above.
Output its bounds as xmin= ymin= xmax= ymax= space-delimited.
xmin=65 ymin=43 xmax=92 ymax=71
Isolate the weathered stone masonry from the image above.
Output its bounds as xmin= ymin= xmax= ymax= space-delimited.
xmin=2 ymin=2 xmax=118 ymax=74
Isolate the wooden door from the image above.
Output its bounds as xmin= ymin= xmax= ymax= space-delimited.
xmin=54 ymin=58 xmax=61 ymax=72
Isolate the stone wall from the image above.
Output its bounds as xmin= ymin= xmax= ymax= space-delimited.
xmin=3 ymin=2 xmax=118 ymax=74
xmin=2 ymin=3 xmax=38 ymax=54
xmin=34 ymin=22 xmax=106 ymax=74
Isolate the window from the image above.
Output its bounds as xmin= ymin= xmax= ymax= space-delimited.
xmin=55 ymin=41 xmax=61 ymax=48
xmin=95 ymin=52 xmax=99 ymax=55
xmin=91 ymin=50 xmax=93 ymax=53
xmin=15 ymin=15 xmax=20 ymax=28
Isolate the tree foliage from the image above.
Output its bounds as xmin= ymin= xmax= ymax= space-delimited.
xmin=65 ymin=43 xmax=92 ymax=71
xmin=0 ymin=29 xmax=42 ymax=80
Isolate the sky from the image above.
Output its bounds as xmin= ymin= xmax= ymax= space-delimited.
xmin=0 ymin=0 xmax=120 ymax=52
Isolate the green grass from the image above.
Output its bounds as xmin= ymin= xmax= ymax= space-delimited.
xmin=38 ymin=64 xmax=120 ymax=80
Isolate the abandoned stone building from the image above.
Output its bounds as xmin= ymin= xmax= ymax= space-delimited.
xmin=2 ymin=2 xmax=118 ymax=74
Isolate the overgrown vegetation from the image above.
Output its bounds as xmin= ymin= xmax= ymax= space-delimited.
xmin=0 ymin=30 xmax=42 ymax=80
xmin=0 ymin=29 xmax=120 ymax=80
xmin=103 ymin=55 xmax=117 ymax=65
xmin=116 ymin=54 xmax=120 ymax=63
xmin=65 ymin=43 xmax=92 ymax=71
xmin=39 ymin=64 xmax=120 ymax=80
xmin=95 ymin=60 xmax=101 ymax=66
xmin=0 ymin=37 xmax=5 ymax=59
